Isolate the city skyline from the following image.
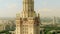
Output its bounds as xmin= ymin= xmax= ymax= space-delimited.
xmin=0 ymin=0 xmax=60 ymax=17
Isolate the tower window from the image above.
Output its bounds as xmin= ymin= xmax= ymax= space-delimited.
xmin=23 ymin=18 xmax=27 ymax=21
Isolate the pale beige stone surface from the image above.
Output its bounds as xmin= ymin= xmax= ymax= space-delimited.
xmin=16 ymin=0 xmax=40 ymax=34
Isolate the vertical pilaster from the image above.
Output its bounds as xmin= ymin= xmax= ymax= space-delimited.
xmin=22 ymin=0 xmax=35 ymax=17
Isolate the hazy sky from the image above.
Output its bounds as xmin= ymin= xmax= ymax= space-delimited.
xmin=0 ymin=0 xmax=60 ymax=17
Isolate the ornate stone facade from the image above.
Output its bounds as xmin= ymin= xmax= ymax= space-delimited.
xmin=16 ymin=0 xmax=40 ymax=34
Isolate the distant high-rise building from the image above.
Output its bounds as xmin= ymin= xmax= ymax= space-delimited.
xmin=16 ymin=0 xmax=40 ymax=34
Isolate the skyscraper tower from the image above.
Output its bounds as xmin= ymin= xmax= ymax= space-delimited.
xmin=22 ymin=0 xmax=36 ymax=17
xmin=16 ymin=0 xmax=40 ymax=34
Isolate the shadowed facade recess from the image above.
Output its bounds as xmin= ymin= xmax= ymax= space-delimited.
xmin=16 ymin=0 xmax=40 ymax=34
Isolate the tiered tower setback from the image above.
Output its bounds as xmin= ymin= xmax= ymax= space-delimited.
xmin=16 ymin=0 xmax=40 ymax=34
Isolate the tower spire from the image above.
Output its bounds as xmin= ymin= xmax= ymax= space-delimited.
xmin=23 ymin=0 xmax=34 ymax=11
xmin=22 ymin=0 xmax=35 ymax=17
